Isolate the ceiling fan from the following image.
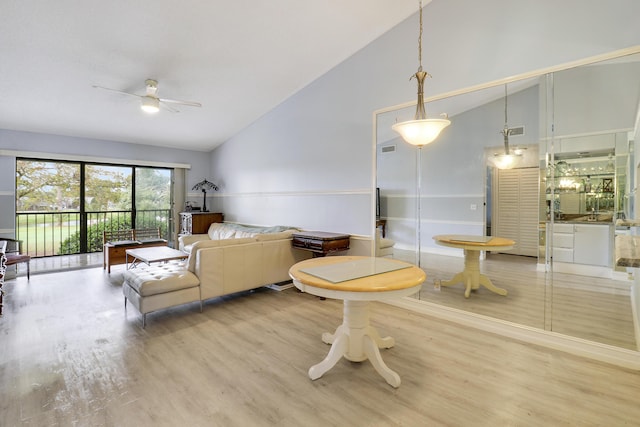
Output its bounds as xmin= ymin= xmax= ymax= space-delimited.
xmin=93 ymin=79 xmax=202 ymax=113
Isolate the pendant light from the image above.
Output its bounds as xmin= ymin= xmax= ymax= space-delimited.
xmin=392 ymin=1 xmax=450 ymax=147
xmin=391 ymin=1 xmax=449 ymax=269
xmin=490 ymin=84 xmax=524 ymax=169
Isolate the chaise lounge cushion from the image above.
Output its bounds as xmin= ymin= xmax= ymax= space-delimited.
xmin=124 ymin=262 xmax=200 ymax=297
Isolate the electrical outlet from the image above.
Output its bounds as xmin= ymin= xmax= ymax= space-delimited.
xmin=470 ymin=204 xmax=477 ymax=211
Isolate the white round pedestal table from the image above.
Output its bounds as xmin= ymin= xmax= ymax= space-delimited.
xmin=289 ymin=256 xmax=425 ymax=388
xmin=433 ymin=235 xmax=515 ymax=298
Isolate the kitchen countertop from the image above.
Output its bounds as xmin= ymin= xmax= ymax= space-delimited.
xmin=550 ymin=213 xmax=613 ymax=225
xmin=616 ymin=219 xmax=640 ymax=227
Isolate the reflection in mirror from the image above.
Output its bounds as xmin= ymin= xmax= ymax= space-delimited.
xmin=547 ymin=53 xmax=640 ymax=350
xmin=376 ymin=49 xmax=640 ymax=351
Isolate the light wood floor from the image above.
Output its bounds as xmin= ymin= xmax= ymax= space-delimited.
xmin=14 ymin=250 xmax=638 ymax=350
xmin=2 ymin=267 xmax=640 ymax=426
xmin=393 ymin=249 xmax=637 ymax=350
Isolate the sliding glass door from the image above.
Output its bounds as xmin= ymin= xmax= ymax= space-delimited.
xmin=16 ymin=159 xmax=173 ymax=257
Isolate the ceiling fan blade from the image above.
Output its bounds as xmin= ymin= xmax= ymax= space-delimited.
xmin=159 ymin=98 xmax=202 ymax=108
xmin=93 ymin=85 xmax=141 ymax=98
xmin=160 ymin=102 xmax=181 ymax=113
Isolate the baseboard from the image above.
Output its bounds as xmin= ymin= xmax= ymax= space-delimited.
xmin=386 ymin=296 xmax=640 ymax=370
xmin=552 ymin=261 xmax=612 ymax=278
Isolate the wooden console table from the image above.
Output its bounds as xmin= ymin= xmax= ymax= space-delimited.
xmin=179 ymin=212 xmax=224 ymax=235
xmin=292 ymin=231 xmax=350 ymax=257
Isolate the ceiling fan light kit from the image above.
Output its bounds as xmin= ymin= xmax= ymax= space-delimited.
xmin=141 ymin=96 xmax=160 ymax=113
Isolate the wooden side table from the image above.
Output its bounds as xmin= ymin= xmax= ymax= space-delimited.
xmin=292 ymin=231 xmax=350 ymax=257
xmin=179 ymin=212 xmax=224 ymax=235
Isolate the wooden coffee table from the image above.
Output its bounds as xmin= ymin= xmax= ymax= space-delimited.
xmin=125 ymin=247 xmax=189 ymax=269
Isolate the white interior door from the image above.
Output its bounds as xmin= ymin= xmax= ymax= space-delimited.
xmin=493 ymin=167 xmax=539 ymax=257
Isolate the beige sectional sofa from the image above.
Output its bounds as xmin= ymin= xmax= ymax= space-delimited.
xmin=123 ymin=223 xmax=312 ymax=327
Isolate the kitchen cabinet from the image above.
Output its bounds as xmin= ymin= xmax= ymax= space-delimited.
xmin=552 ymin=223 xmax=574 ymax=263
xmin=574 ymin=224 xmax=610 ymax=266
xmin=551 ymin=223 xmax=611 ymax=267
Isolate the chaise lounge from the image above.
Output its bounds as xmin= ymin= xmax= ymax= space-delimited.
xmin=122 ymin=223 xmax=312 ymax=327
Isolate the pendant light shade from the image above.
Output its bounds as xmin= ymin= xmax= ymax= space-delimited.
xmin=490 ymin=153 xmax=518 ymax=169
xmin=392 ymin=118 xmax=451 ymax=146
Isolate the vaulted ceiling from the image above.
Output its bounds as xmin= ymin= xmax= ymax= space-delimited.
xmin=0 ymin=1 xmax=423 ymax=151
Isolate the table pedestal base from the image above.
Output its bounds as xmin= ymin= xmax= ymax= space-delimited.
xmin=309 ymin=300 xmax=400 ymax=388
xmin=438 ymin=249 xmax=508 ymax=298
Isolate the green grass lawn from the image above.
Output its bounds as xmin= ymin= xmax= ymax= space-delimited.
xmin=16 ymin=214 xmax=80 ymax=256
xmin=15 ymin=211 xmax=168 ymax=257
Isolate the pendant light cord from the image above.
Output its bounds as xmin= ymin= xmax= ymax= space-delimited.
xmin=502 ymin=84 xmax=511 ymax=153
xmin=417 ymin=1 xmax=423 ymax=72
xmin=504 ymin=84 xmax=508 ymax=128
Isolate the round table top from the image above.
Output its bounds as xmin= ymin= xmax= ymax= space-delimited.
xmin=289 ymin=256 xmax=425 ymax=300
xmin=433 ymin=234 xmax=515 ymax=250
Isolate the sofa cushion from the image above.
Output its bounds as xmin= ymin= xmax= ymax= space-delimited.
xmin=234 ymin=230 xmax=257 ymax=238
xmin=186 ymin=237 xmax=257 ymax=272
xmin=206 ymin=222 xmax=299 ymax=239
xmin=208 ymin=223 xmax=237 ymax=240
xmin=255 ymin=230 xmax=296 ymax=241
xmin=124 ymin=263 xmax=200 ymax=297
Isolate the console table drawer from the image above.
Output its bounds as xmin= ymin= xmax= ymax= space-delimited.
xmin=292 ymin=232 xmax=350 ymax=256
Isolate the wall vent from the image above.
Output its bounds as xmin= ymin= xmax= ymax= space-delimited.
xmin=381 ymin=145 xmax=396 ymax=153
xmin=509 ymin=126 xmax=525 ymax=136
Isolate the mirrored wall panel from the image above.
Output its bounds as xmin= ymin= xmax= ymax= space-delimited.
xmin=375 ymin=49 xmax=640 ymax=351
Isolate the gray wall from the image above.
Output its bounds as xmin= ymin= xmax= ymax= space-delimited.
xmin=553 ymin=61 xmax=640 ymax=137
xmin=208 ymin=0 xmax=640 ymax=253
